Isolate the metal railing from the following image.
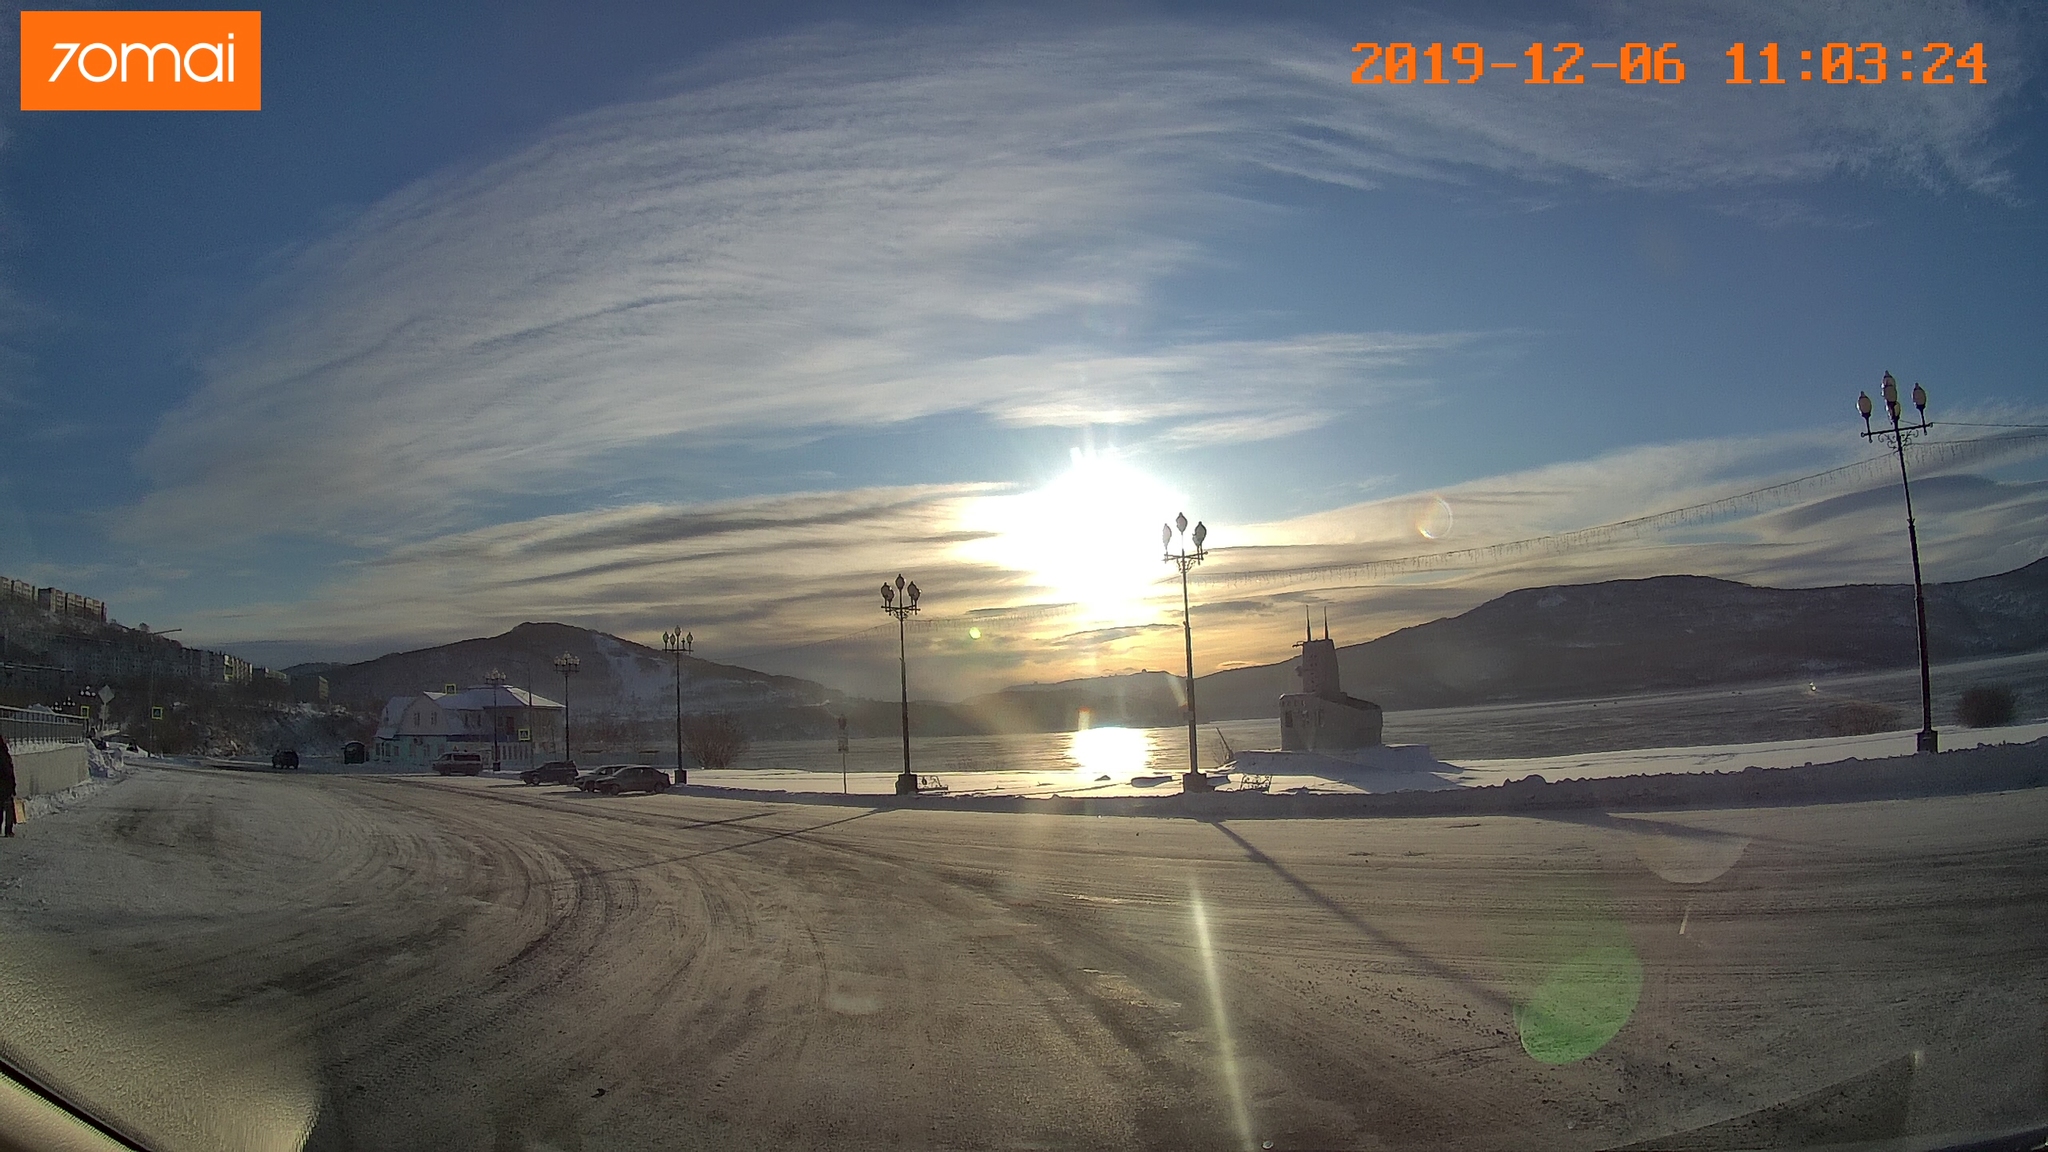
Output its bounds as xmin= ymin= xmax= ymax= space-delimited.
xmin=1 ymin=704 xmax=86 ymax=753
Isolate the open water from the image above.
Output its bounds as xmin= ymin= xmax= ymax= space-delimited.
xmin=737 ymin=650 xmax=2048 ymax=778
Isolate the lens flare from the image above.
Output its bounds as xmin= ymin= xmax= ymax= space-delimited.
xmin=1493 ymin=876 xmax=1644 ymax=1066
xmin=1624 ymin=821 xmax=1750 ymax=885
xmin=1415 ymin=495 xmax=1453 ymax=540
xmin=1514 ymin=943 xmax=1643 ymax=1065
xmin=1189 ymin=886 xmax=1257 ymax=1151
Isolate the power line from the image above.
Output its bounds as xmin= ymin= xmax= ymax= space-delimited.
xmin=720 ymin=601 xmax=1094 ymax=663
xmin=1191 ymin=429 xmax=2048 ymax=591
xmin=723 ymin=428 xmax=2048 ymax=656
xmin=1935 ymin=421 xmax=2048 ymax=430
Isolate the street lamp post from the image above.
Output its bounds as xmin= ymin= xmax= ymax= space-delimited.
xmin=485 ymin=670 xmax=508 ymax=771
xmin=137 ymin=624 xmax=180 ymax=753
xmin=880 ymin=574 xmax=921 ymax=795
xmin=552 ymin=652 xmax=580 ymax=765
xmin=1859 ymin=371 xmax=1938 ymax=754
xmin=504 ymin=660 xmax=537 ymax=771
xmin=662 ymin=629 xmax=692 ymax=785
xmin=1161 ymin=513 xmax=1210 ymax=792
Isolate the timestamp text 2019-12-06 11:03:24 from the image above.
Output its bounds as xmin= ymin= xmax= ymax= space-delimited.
xmin=1350 ymin=41 xmax=1988 ymax=87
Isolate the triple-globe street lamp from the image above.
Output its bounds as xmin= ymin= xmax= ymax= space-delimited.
xmin=880 ymin=574 xmax=921 ymax=795
xmin=662 ymin=629 xmax=692 ymax=785
xmin=1161 ymin=513 xmax=1210 ymax=792
xmin=552 ymin=652 xmax=580 ymax=765
xmin=1859 ymin=371 xmax=1939 ymax=754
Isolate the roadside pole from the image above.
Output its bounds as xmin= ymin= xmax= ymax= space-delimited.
xmin=662 ymin=629 xmax=692 ymax=786
xmin=837 ymin=715 xmax=849 ymax=794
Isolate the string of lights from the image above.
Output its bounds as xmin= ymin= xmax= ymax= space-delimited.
xmin=1932 ymin=420 xmax=2048 ymax=430
xmin=1190 ymin=429 xmax=2048 ymax=592
xmin=717 ymin=428 xmax=2048 ymax=661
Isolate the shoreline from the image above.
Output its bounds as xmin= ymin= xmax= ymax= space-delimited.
xmin=666 ymin=735 xmax=2048 ymax=820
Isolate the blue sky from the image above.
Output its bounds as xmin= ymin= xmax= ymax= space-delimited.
xmin=2 ymin=1 xmax=2045 ymax=698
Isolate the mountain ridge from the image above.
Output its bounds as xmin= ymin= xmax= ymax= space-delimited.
xmin=1190 ymin=556 xmax=2048 ymax=721
xmin=303 ymin=557 xmax=2048 ymax=735
xmin=318 ymin=621 xmax=835 ymax=716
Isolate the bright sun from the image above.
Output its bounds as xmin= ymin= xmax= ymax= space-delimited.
xmin=965 ymin=448 xmax=1185 ymax=618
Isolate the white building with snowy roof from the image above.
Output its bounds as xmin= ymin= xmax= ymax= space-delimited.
xmin=373 ymin=680 xmax=563 ymax=769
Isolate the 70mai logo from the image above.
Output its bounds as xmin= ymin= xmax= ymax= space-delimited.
xmin=20 ymin=11 xmax=261 ymax=111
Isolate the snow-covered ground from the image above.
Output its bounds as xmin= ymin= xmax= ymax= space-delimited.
xmin=681 ymin=721 xmax=2048 ymax=799
xmin=1447 ymin=722 xmax=2048 ymax=787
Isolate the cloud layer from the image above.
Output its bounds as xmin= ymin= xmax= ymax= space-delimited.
xmin=118 ymin=6 xmax=2028 ymax=550
xmin=187 ymin=420 xmax=2048 ymax=699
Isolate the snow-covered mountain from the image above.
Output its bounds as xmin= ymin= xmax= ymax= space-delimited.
xmin=297 ymin=558 xmax=2048 ymax=736
xmin=310 ymin=622 xmax=834 ymax=718
xmin=1191 ymin=556 xmax=2048 ymax=718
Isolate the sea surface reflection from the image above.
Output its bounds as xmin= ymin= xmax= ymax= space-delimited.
xmin=745 ymin=720 xmax=1269 ymax=780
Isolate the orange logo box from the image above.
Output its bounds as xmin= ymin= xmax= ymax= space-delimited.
xmin=20 ymin=11 xmax=261 ymax=111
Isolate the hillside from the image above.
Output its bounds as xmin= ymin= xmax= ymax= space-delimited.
xmin=292 ymin=558 xmax=2048 ymax=740
xmin=1191 ymin=556 xmax=2048 ymax=719
xmin=312 ymin=622 xmax=836 ymax=718
xmin=955 ymin=671 xmax=1184 ymax=733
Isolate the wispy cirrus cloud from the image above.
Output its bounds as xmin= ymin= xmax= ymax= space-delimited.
xmin=185 ymin=483 xmax=1013 ymax=667
xmin=194 ymin=416 xmax=2048 ymax=697
xmin=114 ymin=5 xmax=2029 ymax=555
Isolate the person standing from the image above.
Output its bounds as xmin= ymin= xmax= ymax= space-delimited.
xmin=0 ymin=729 xmax=17 ymax=837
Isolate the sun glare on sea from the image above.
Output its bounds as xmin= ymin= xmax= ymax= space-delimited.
xmin=1069 ymin=725 xmax=1150 ymax=779
xmin=962 ymin=447 xmax=1185 ymax=620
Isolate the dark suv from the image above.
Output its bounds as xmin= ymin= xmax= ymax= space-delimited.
xmin=271 ymin=748 xmax=299 ymax=769
xmin=521 ymin=760 xmax=579 ymax=786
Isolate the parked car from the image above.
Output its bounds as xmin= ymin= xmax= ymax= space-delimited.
xmin=271 ymin=748 xmax=299 ymax=770
xmin=572 ymin=764 xmax=631 ymax=791
xmin=521 ymin=760 xmax=579 ymax=786
xmin=569 ymin=762 xmax=622 ymax=787
xmin=595 ymin=766 xmax=670 ymax=795
xmin=341 ymin=741 xmax=368 ymax=764
xmin=431 ymin=751 xmax=485 ymax=776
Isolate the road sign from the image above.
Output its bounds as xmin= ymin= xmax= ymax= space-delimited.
xmin=97 ymin=686 xmax=115 ymax=703
xmin=151 ymin=706 xmax=164 ymax=720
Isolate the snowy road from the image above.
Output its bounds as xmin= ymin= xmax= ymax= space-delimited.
xmin=2 ymin=765 xmax=2045 ymax=1151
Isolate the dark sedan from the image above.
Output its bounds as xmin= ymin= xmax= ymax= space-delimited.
xmin=572 ymin=765 xmax=630 ymax=791
xmin=595 ymin=766 xmax=670 ymax=795
xmin=521 ymin=760 xmax=579 ymax=786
